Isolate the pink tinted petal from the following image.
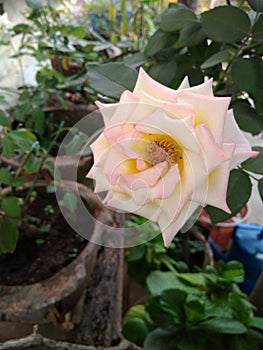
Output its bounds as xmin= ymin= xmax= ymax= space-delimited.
xmin=135 ymin=111 xmax=200 ymax=153
xmin=136 ymin=158 xmax=149 ymax=171
xmin=96 ymin=101 xmax=118 ymax=126
xmin=136 ymin=90 xmax=194 ymax=119
xmin=123 ymin=161 xmax=168 ymax=189
xmin=158 ymin=201 xmax=200 ymax=247
xmin=133 ymin=68 xmax=177 ymax=102
xmin=195 ymin=124 xmax=229 ymax=173
xmin=104 ymin=123 xmax=134 ymax=145
xmin=150 ymin=164 xmax=180 ymax=200
xmin=90 ymin=133 xmax=109 ymax=167
xmin=179 ymin=78 xmax=214 ymax=97
xmin=178 ymin=91 xmax=230 ymax=145
xmin=223 ymin=110 xmax=259 ymax=168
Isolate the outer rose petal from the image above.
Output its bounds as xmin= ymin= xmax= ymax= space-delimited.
xmin=179 ymin=77 xmax=214 ymax=97
xmin=178 ymin=91 xmax=230 ymax=145
xmin=158 ymin=201 xmax=200 ymax=247
xmin=224 ymin=110 xmax=259 ymax=168
xmin=134 ymin=67 xmax=177 ymax=102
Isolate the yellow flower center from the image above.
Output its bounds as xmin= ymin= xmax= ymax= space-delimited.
xmin=134 ymin=133 xmax=183 ymax=171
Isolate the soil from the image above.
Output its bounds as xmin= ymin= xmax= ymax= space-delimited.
xmin=0 ymin=193 xmax=87 ymax=286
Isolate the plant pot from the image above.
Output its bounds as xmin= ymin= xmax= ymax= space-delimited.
xmin=0 ymin=183 xmax=103 ymax=342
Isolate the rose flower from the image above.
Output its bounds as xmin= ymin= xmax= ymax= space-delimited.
xmin=87 ymin=68 xmax=258 ymax=247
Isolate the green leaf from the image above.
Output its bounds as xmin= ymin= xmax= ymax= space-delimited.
xmin=144 ymin=328 xmax=176 ymax=350
xmin=31 ymin=108 xmax=45 ymax=136
xmin=249 ymin=316 xmax=263 ymax=330
xmin=229 ymin=293 xmax=251 ymax=325
xmin=198 ymin=318 xmax=247 ymax=334
xmin=12 ymin=23 xmax=31 ymax=35
xmin=184 ymin=299 xmax=205 ymax=324
xmin=147 ymin=271 xmax=197 ymax=296
xmin=247 ymin=0 xmax=263 ymax=12
xmin=0 ymin=168 xmax=12 ymax=185
xmin=231 ymin=58 xmax=259 ymax=94
xmin=72 ymin=26 xmax=87 ymax=39
xmin=253 ymin=14 xmax=263 ymax=43
xmin=124 ymin=52 xmax=148 ymax=69
xmin=0 ymin=218 xmax=19 ymax=254
xmin=201 ymin=6 xmax=251 ymax=43
xmin=62 ymin=192 xmax=78 ymax=213
xmin=258 ymin=178 xmax=263 ymax=201
xmin=242 ymin=146 xmax=263 ymax=174
xmin=160 ymin=289 xmax=187 ymax=323
xmin=206 ymin=169 xmax=252 ymax=224
xmin=218 ymin=260 xmax=244 ymax=284
xmin=1 ymin=197 xmax=21 ymax=219
xmin=201 ymin=50 xmax=230 ymax=69
xmin=145 ymin=29 xmax=178 ymax=57
xmin=159 ymin=7 xmax=197 ymax=32
xmin=232 ymin=100 xmax=263 ymax=135
xmin=177 ymin=21 xmax=206 ymax=47
xmin=122 ymin=318 xmax=149 ymax=346
xmin=0 ymin=110 xmax=11 ymax=128
xmin=25 ymin=155 xmax=41 ymax=174
xmin=2 ymin=136 xmax=15 ymax=158
xmin=12 ymin=176 xmax=26 ymax=188
xmin=148 ymin=60 xmax=178 ymax=86
xmin=147 ymin=296 xmax=175 ymax=327
xmin=87 ymin=63 xmax=138 ymax=99
xmin=25 ymin=0 xmax=43 ymax=10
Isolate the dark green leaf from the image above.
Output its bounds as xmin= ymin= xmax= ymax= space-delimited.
xmin=87 ymin=63 xmax=138 ymax=99
xmin=0 ymin=168 xmax=12 ymax=185
xmin=12 ymin=176 xmax=26 ymax=188
xmin=2 ymin=136 xmax=15 ymax=158
xmin=160 ymin=289 xmax=186 ymax=323
xmin=247 ymin=0 xmax=263 ymax=11
xmin=249 ymin=316 xmax=263 ymax=330
xmin=122 ymin=318 xmax=149 ymax=347
xmin=126 ymin=244 xmax=146 ymax=262
xmin=229 ymin=293 xmax=251 ymax=325
xmin=184 ymin=299 xmax=205 ymax=324
xmin=1 ymin=197 xmax=21 ymax=219
xmin=206 ymin=169 xmax=252 ymax=224
xmin=148 ymin=60 xmax=177 ymax=86
xmin=0 ymin=110 xmax=11 ymax=128
xmin=177 ymin=21 xmax=206 ymax=47
xmin=232 ymin=100 xmax=263 ymax=135
xmin=124 ymin=52 xmax=148 ymax=69
xmin=198 ymin=318 xmax=247 ymax=334
xmin=12 ymin=23 xmax=31 ymax=35
xmin=201 ymin=6 xmax=251 ymax=43
xmin=145 ymin=29 xmax=178 ymax=57
xmin=25 ymin=155 xmax=41 ymax=174
xmin=31 ymin=108 xmax=45 ymax=136
xmin=0 ymin=218 xmax=19 ymax=254
xmin=218 ymin=260 xmax=244 ymax=284
xmin=147 ymin=296 xmax=174 ymax=327
xmin=231 ymin=58 xmax=259 ymax=94
xmin=159 ymin=7 xmax=197 ymax=32
xmin=201 ymin=50 xmax=230 ymax=69
xmin=253 ymin=14 xmax=263 ymax=43
xmin=258 ymin=178 xmax=263 ymax=201
xmin=144 ymin=328 xmax=176 ymax=350
xmin=242 ymin=146 xmax=263 ymax=174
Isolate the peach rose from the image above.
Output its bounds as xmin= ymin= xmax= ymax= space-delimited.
xmin=87 ymin=68 xmax=258 ymax=247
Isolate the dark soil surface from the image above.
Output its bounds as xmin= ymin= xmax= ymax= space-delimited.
xmin=0 ymin=194 xmax=86 ymax=286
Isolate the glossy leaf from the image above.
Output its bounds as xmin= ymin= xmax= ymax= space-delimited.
xmin=87 ymin=63 xmax=138 ymax=99
xmin=144 ymin=328 xmax=176 ymax=350
xmin=148 ymin=60 xmax=178 ymax=85
xmin=201 ymin=6 xmax=251 ymax=43
xmin=201 ymin=50 xmax=230 ymax=69
xmin=145 ymin=29 xmax=178 ymax=56
xmin=231 ymin=58 xmax=259 ymax=94
xmin=198 ymin=318 xmax=247 ymax=334
xmin=122 ymin=318 xmax=148 ymax=347
xmin=247 ymin=0 xmax=263 ymax=11
xmin=0 ymin=218 xmax=19 ymax=254
xmin=233 ymin=100 xmax=263 ymax=135
xmin=253 ymin=14 xmax=263 ymax=43
xmin=177 ymin=21 xmax=206 ymax=47
xmin=206 ymin=169 xmax=252 ymax=224
xmin=0 ymin=168 xmax=12 ymax=185
xmin=0 ymin=110 xmax=11 ymax=128
xmin=1 ymin=197 xmax=21 ymax=219
xmin=242 ymin=146 xmax=263 ymax=174
xmin=159 ymin=7 xmax=197 ymax=32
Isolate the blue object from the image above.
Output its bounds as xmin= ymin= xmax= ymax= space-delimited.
xmin=209 ymin=224 xmax=263 ymax=294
